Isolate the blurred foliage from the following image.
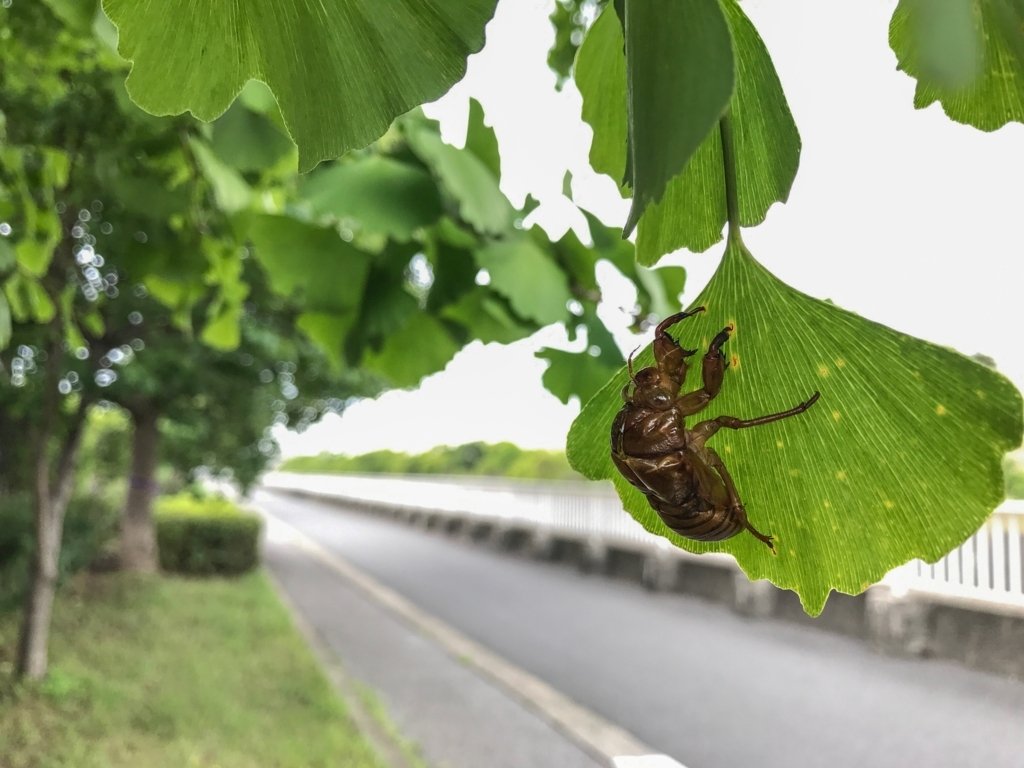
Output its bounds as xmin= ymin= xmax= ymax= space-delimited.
xmin=0 ymin=0 xmax=685 ymax=450
xmin=155 ymin=493 xmax=262 ymax=575
xmin=154 ymin=491 xmax=247 ymax=519
xmin=76 ymin=405 xmax=131 ymax=491
xmin=280 ymin=441 xmax=580 ymax=480
xmin=548 ymin=0 xmax=607 ymax=87
xmin=0 ymin=491 xmax=120 ymax=612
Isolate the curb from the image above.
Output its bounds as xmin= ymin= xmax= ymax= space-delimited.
xmin=258 ymin=507 xmax=688 ymax=768
xmin=263 ymin=564 xmax=421 ymax=768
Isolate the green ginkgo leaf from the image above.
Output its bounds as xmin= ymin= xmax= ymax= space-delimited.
xmin=243 ymin=214 xmax=371 ymax=315
xmin=475 ymin=237 xmax=571 ymax=326
xmin=576 ymin=0 xmax=800 ymax=264
xmin=101 ymin=0 xmax=499 ymax=170
xmin=362 ymin=312 xmax=461 ymax=388
xmin=405 ymin=117 xmax=515 ymax=236
xmin=299 ymin=157 xmax=443 ymax=240
xmin=891 ymin=0 xmax=1024 ymax=130
xmin=568 ymin=241 xmax=1023 ymax=615
xmin=576 ymin=6 xmax=629 ymax=188
xmin=621 ymin=0 xmax=735 ymax=234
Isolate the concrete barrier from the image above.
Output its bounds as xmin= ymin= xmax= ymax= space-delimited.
xmin=261 ymin=472 xmax=1024 ymax=679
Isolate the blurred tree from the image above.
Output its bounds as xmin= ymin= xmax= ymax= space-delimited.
xmin=0 ymin=0 xmax=680 ymax=678
xmin=547 ymin=0 xmax=607 ymax=87
xmin=94 ymin=263 xmax=370 ymax=571
xmin=76 ymin=405 xmax=131 ymax=494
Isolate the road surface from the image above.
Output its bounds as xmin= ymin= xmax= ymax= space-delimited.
xmin=257 ymin=489 xmax=1024 ymax=768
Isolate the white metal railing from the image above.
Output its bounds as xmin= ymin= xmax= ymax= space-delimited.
xmin=263 ymin=471 xmax=650 ymax=546
xmin=262 ymin=472 xmax=1024 ymax=609
xmin=883 ymin=504 xmax=1024 ymax=609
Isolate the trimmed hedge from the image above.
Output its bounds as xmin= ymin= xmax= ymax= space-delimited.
xmin=155 ymin=494 xmax=262 ymax=576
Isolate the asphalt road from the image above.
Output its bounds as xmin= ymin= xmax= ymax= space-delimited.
xmin=256 ymin=490 xmax=1024 ymax=768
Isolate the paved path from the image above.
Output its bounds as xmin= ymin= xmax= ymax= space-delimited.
xmin=258 ymin=490 xmax=1024 ymax=768
xmin=262 ymin=507 xmax=607 ymax=768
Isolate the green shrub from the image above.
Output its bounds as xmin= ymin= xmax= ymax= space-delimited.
xmin=0 ymin=491 xmax=120 ymax=612
xmin=155 ymin=493 xmax=262 ymax=576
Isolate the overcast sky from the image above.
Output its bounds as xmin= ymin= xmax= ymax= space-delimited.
xmin=277 ymin=0 xmax=1024 ymax=458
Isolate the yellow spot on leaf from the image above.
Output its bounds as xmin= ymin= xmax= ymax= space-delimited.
xmin=775 ymin=439 xmax=784 ymax=449
xmin=788 ymin=548 xmax=796 ymax=556
xmin=935 ymin=404 xmax=947 ymax=416
xmin=788 ymin=468 xmax=801 ymax=477
xmin=975 ymin=389 xmax=986 ymax=400
xmin=831 ymin=410 xmax=842 ymax=422
xmin=823 ymin=499 xmax=832 ymax=509
xmin=730 ymin=353 xmax=740 ymax=369
xmin=835 ymin=358 xmax=847 ymax=368
xmin=883 ymin=500 xmax=895 ymax=510
xmin=817 ymin=364 xmax=830 ymax=378
xmin=835 ymin=470 xmax=847 ymax=481
xmin=724 ymin=445 xmax=732 ymax=454
xmin=860 ymin=581 xmax=871 ymax=591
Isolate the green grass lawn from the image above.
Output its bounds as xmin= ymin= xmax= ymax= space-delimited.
xmin=0 ymin=573 xmax=385 ymax=768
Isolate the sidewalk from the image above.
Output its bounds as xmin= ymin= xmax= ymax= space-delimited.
xmin=262 ymin=512 xmax=609 ymax=768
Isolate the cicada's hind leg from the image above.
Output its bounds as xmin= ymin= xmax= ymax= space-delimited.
xmin=698 ymin=446 xmax=774 ymax=551
xmin=690 ymin=391 xmax=821 ymax=444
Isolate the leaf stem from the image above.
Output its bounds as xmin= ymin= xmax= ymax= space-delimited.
xmin=719 ymin=112 xmax=743 ymax=245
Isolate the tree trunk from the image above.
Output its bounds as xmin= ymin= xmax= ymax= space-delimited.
xmin=16 ymin=398 xmax=88 ymax=680
xmin=16 ymin=475 xmax=62 ymax=679
xmin=120 ymin=409 xmax=159 ymax=572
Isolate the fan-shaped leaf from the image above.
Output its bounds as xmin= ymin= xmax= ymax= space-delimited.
xmin=300 ymin=157 xmax=443 ymax=240
xmin=405 ymin=118 xmax=515 ymax=236
xmin=475 ymin=237 xmax=571 ymax=326
xmin=101 ymin=0 xmax=499 ymax=170
xmin=576 ymin=0 xmax=800 ymax=263
xmin=622 ymin=0 xmax=734 ymax=234
xmin=891 ymin=0 xmax=1024 ymax=130
xmin=568 ymin=241 xmax=1022 ymax=615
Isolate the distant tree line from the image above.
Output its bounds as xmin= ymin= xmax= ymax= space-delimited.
xmin=281 ymin=443 xmax=1024 ymax=496
xmin=280 ymin=442 xmax=580 ymax=481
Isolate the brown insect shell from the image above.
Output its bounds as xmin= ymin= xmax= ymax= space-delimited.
xmin=614 ymin=379 xmax=689 ymax=460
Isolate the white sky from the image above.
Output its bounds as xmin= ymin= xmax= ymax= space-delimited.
xmin=277 ymin=0 xmax=1024 ymax=458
